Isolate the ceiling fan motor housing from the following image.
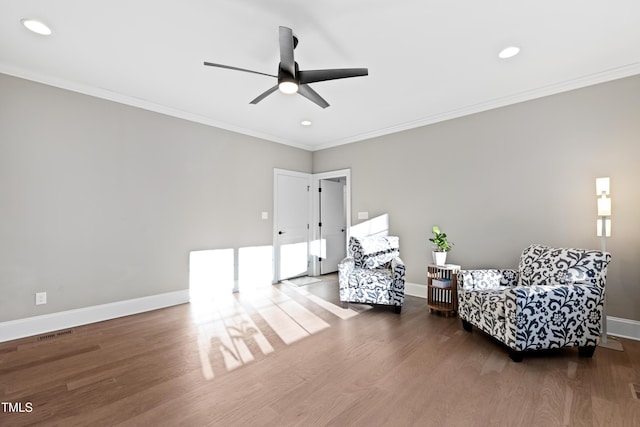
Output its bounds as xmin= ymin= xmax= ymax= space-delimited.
xmin=278 ymin=62 xmax=299 ymax=85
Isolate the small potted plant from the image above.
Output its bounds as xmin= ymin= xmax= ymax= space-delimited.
xmin=429 ymin=225 xmax=453 ymax=265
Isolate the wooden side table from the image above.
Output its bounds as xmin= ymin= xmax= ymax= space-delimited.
xmin=427 ymin=264 xmax=460 ymax=316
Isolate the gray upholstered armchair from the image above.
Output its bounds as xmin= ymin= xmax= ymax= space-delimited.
xmin=338 ymin=236 xmax=405 ymax=313
xmin=458 ymin=244 xmax=611 ymax=362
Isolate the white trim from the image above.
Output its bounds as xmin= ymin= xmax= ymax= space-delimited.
xmin=0 ymin=290 xmax=189 ymax=343
xmin=5 ymin=62 xmax=639 ymax=153
xmin=3 ymin=286 xmax=637 ymax=343
xmin=404 ymin=282 xmax=428 ymax=299
xmin=0 ymin=65 xmax=314 ymax=152
xmin=608 ymin=316 xmax=640 ymax=342
xmin=312 ymin=63 xmax=640 ymax=151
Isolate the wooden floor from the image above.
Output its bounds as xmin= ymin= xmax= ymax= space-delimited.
xmin=1 ymin=274 xmax=639 ymax=426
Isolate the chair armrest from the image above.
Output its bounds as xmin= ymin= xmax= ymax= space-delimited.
xmin=391 ymin=257 xmax=405 ymax=275
xmin=338 ymin=257 xmax=355 ymax=289
xmin=504 ymin=283 xmax=604 ymax=350
xmin=458 ymin=269 xmax=518 ymax=291
xmin=391 ymin=257 xmax=406 ymax=302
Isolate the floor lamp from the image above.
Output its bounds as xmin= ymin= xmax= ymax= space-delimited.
xmin=596 ymin=177 xmax=623 ymax=351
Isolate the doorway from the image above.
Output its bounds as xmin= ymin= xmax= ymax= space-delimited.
xmin=273 ymin=168 xmax=351 ymax=282
xmin=317 ymin=177 xmax=347 ymax=274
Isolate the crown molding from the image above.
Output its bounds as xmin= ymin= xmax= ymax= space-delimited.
xmin=3 ymin=62 xmax=639 ymax=153
xmin=312 ymin=62 xmax=640 ymax=151
xmin=0 ymin=64 xmax=315 ymax=152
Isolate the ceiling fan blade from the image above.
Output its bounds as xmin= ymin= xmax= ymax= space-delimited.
xmin=203 ymin=62 xmax=276 ymax=78
xmin=298 ymin=68 xmax=368 ymax=84
xmin=250 ymin=85 xmax=279 ymax=104
xmin=298 ymin=84 xmax=329 ymax=109
xmin=279 ymin=26 xmax=296 ymax=76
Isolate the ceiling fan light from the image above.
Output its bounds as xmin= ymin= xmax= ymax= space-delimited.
xmin=279 ymin=81 xmax=299 ymax=94
xmin=21 ymin=19 xmax=52 ymax=35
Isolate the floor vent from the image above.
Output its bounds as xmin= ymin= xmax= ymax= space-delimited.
xmin=37 ymin=329 xmax=74 ymax=341
xmin=631 ymin=383 xmax=640 ymax=400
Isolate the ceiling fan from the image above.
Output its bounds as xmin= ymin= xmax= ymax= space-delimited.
xmin=204 ymin=26 xmax=368 ymax=109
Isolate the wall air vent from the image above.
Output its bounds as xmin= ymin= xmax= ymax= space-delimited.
xmin=37 ymin=329 xmax=74 ymax=341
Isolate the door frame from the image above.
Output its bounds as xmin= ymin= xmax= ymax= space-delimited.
xmin=310 ymin=169 xmax=351 ymax=277
xmin=272 ymin=168 xmax=351 ymax=282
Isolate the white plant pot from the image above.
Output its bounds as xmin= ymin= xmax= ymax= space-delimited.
xmin=432 ymin=251 xmax=447 ymax=266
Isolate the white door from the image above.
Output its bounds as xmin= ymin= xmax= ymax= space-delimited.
xmin=319 ymin=179 xmax=346 ymax=274
xmin=274 ymin=169 xmax=311 ymax=281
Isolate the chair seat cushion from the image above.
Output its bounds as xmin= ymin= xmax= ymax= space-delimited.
xmin=344 ymin=267 xmax=394 ymax=305
xmin=348 ymin=267 xmax=393 ymax=290
xmin=467 ymin=289 xmax=506 ymax=319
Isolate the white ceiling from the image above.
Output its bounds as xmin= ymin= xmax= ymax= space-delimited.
xmin=2 ymin=1 xmax=640 ymax=151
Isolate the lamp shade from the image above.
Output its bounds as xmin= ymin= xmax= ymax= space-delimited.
xmin=596 ymin=177 xmax=610 ymax=196
xmin=597 ymin=195 xmax=611 ymax=216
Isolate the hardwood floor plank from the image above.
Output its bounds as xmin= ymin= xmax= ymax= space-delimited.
xmin=0 ymin=345 xmax=101 ymax=375
xmin=1 ymin=273 xmax=639 ymax=426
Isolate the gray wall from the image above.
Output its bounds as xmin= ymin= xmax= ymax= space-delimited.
xmin=0 ymin=73 xmax=312 ymax=322
xmin=314 ymin=74 xmax=640 ymax=321
xmin=2 ymin=71 xmax=639 ymax=324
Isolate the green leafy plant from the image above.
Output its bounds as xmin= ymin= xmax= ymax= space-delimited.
xmin=429 ymin=226 xmax=453 ymax=252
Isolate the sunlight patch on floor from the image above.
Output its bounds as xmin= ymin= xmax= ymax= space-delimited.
xmin=191 ymin=280 xmax=357 ymax=380
xmin=288 ymin=285 xmax=366 ymax=320
xmin=193 ymin=294 xmax=274 ymax=380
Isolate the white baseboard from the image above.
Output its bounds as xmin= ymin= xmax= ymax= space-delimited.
xmin=3 ymin=286 xmax=637 ymax=344
xmin=0 ymin=290 xmax=190 ymax=343
xmin=608 ymin=316 xmax=640 ymax=341
xmin=405 ymin=282 xmax=640 ymax=342
xmin=405 ymin=281 xmax=427 ymax=299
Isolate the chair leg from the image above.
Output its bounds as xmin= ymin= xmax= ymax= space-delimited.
xmin=579 ymin=345 xmax=596 ymax=358
xmin=394 ymin=305 xmax=402 ymax=314
xmin=509 ymin=349 xmax=523 ymax=363
xmin=461 ymin=319 xmax=472 ymax=332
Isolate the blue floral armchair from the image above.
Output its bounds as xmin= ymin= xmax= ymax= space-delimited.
xmin=457 ymin=244 xmax=611 ymax=361
xmin=339 ymin=236 xmax=405 ymax=313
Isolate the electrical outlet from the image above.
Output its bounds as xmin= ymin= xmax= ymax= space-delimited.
xmin=35 ymin=292 xmax=47 ymax=305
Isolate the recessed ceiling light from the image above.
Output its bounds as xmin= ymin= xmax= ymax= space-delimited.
xmin=21 ymin=19 xmax=52 ymax=36
xmin=301 ymin=120 xmax=312 ymax=127
xmin=498 ymin=46 xmax=520 ymax=59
